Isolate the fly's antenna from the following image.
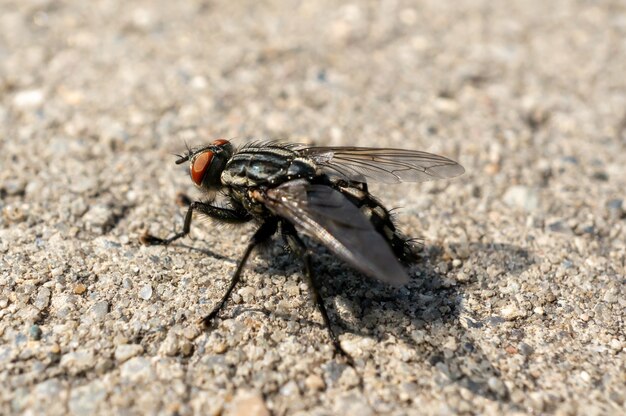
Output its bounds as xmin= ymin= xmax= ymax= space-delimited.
xmin=175 ymin=154 xmax=190 ymax=164
xmin=175 ymin=141 xmax=193 ymax=164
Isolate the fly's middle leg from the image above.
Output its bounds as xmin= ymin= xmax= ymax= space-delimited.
xmin=199 ymin=219 xmax=277 ymax=327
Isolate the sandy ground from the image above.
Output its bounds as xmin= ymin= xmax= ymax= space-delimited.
xmin=1 ymin=0 xmax=625 ymax=414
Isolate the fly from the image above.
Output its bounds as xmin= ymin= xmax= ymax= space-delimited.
xmin=141 ymin=139 xmax=464 ymax=362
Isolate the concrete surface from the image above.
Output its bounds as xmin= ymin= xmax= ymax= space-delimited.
xmin=1 ymin=0 xmax=625 ymax=414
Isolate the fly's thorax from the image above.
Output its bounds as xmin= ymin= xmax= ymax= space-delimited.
xmin=221 ymin=146 xmax=317 ymax=188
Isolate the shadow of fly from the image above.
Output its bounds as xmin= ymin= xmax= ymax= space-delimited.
xmin=141 ymin=139 xmax=464 ymax=363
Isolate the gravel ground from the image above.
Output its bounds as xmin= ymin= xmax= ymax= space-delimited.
xmin=1 ymin=0 xmax=625 ymax=415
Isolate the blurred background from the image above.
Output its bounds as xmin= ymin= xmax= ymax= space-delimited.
xmin=1 ymin=1 xmax=624 ymax=415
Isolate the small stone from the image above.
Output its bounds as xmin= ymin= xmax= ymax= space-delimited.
xmin=609 ymin=339 xmax=622 ymax=352
xmin=2 ymin=204 xmax=27 ymax=222
xmin=120 ymin=357 xmax=154 ymax=382
xmin=228 ymin=390 xmax=269 ymax=416
xmin=139 ymin=284 xmax=153 ymax=300
xmin=82 ymin=205 xmax=114 ymax=233
xmin=518 ymin=342 xmax=534 ymax=356
xmin=34 ymin=287 xmax=51 ymax=309
xmin=580 ymin=371 xmax=591 ymax=382
xmin=603 ymin=290 xmax=618 ymax=304
xmin=180 ymin=341 xmax=194 ymax=356
xmin=114 ymin=344 xmax=144 ymax=362
xmin=548 ymin=220 xmax=572 ymax=234
xmin=340 ymin=336 xmax=375 ymax=357
xmin=333 ymin=392 xmax=374 ymax=416
xmin=606 ymin=199 xmax=624 ymax=219
xmin=443 ymin=337 xmax=458 ymax=352
xmin=13 ymin=89 xmax=45 ymax=108
xmin=213 ymin=342 xmax=228 ymax=354
xmin=73 ymin=284 xmax=87 ymax=295
xmin=304 ymin=374 xmax=325 ymax=391
xmin=60 ymin=350 xmax=95 ymax=374
xmin=95 ymin=358 xmax=114 ymax=375
xmin=487 ymin=376 xmax=507 ymax=397
xmin=505 ymin=345 xmax=517 ymax=354
xmin=68 ymin=380 xmax=107 ymax=416
xmin=29 ymin=325 xmax=43 ymax=341
xmin=90 ymin=301 xmax=109 ymax=319
xmin=500 ymin=304 xmax=525 ymax=320
xmin=503 ymin=186 xmax=539 ymax=212
xmin=183 ymin=326 xmax=201 ymax=340
xmin=2 ymin=178 xmax=26 ymax=196
xmin=279 ymin=380 xmax=300 ymax=397
xmin=159 ymin=335 xmax=179 ymax=356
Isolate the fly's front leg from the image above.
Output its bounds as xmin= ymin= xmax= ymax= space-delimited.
xmin=140 ymin=201 xmax=251 ymax=246
xmin=283 ymin=224 xmax=355 ymax=366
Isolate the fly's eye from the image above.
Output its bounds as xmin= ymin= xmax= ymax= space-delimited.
xmin=212 ymin=138 xmax=230 ymax=146
xmin=190 ymin=151 xmax=214 ymax=186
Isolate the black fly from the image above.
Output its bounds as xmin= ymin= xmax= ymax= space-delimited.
xmin=141 ymin=139 xmax=464 ymax=362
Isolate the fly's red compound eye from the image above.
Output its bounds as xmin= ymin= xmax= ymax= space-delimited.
xmin=212 ymin=138 xmax=230 ymax=146
xmin=190 ymin=151 xmax=214 ymax=186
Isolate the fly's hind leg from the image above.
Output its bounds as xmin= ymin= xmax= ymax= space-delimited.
xmin=140 ymin=201 xmax=252 ymax=246
xmin=199 ymin=219 xmax=277 ymax=327
xmin=283 ymin=223 xmax=355 ymax=366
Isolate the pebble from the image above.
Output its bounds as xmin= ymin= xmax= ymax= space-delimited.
xmin=2 ymin=178 xmax=26 ymax=195
xmin=68 ymin=380 xmax=107 ymax=416
xmin=13 ymin=88 xmax=44 ymax=108
xmin=90 ymin=301 xmax=110 ymax=319
xmin=518 ymin=342 xmax=534 ymax=356
xmin=548 ymin=220 xmax=572 ymax=234
xmin=279 ymin=380 xmax=300 ymax=397
xmin=29 ymin=325 xmax=42 ymax=340
xmin=73 ymin=284 xmax=87 ymax=295
xmin=227 ymin=390 xmax=270 ymax=416
xmin=304 ymin=374 xmax=325 ymax=391
xmin=159 ymin=335 xmax=179 ymax=356
xmin=503 ymin=186 xmax=539 ymax=212
xmin=139 ymin=284 xmax=153 ymax=300
xmin=500 ymin=304 xmax=526 ymax=320
xmin=180 ymin=341 xmax=194 ymax=356
xmin=114 ymin=344 xmax=144 ymax=362
xmin=60 ymin=350 xmax=95 ymax=374
xmin=332 ymin=392 xmax=374 ymax=416
xmin=34 ymin=287 xmax=51 ymax=309
xmin=609 ymin=339 xmax=622 ymax=352
xmin=120 ymin=357 xmax=154 ymax=383
xmin=487 ymin=377 xmax=508 ymax=398
xmin=606 ymin=199 xmax=624 ymax=219
xmin=82 ymin=205 xmax=114 ymax=233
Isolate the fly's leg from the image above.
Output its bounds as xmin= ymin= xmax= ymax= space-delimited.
xmin=140 ymin=201 xmax=252 ymax=246
xmin=283 ymin=225 xmax=355 ymax=366
xmin=200 ymin=219 xmax=277 ymax=327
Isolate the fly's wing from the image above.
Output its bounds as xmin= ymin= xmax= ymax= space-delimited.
xmin=296 ymin=146 xmax=465 ymax=184
xmin=261 ymin=180 xmax=409 ymax=286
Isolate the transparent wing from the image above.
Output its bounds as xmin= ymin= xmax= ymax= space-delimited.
xmin=296 ymin=146 xmax=465 ymax=184
xmin=260 ymin=180 xmax=408 ymax=286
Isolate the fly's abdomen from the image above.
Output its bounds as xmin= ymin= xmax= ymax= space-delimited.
xmin=335 ymin=181 xmax=418 ymax=262
xmin=221 ymin=146 xmax=316 ymax=188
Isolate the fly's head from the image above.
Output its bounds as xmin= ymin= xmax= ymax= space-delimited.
xmin=176 ymin=139 xmax=234 ymax=191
